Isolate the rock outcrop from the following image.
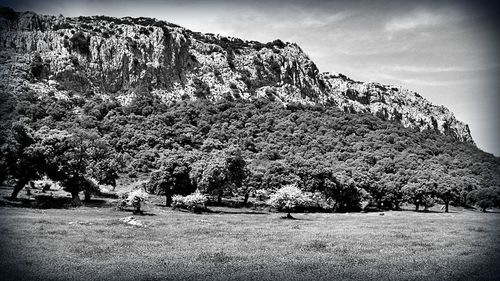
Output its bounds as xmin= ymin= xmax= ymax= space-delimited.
xmin=0 ymin=8 xmax=474 ymax=144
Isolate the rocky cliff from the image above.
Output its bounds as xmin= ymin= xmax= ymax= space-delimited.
xmin=0 ymin=8 xmax=474 ymax=144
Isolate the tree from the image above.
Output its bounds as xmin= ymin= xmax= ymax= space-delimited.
xmin=224 ymin=147 xmax=247 ymax=202
xmin=467 ymin=187 xmax=500 ymax=212
xmin=434 ymin=176 xmax=460 ymax=213
xmin=91 ymin=158 xmax=120 ymax=190
xmin=34 ymin=128 xmax=104 ymax=205
xmin=322 ymin=174 xmax=362 ymax=212
xmin=267 ymin=184 xmax=309 ymax=219
xmin=88 ymin=139 xmax=122 ymax=191
xmin=146 ymin=152 xmax=195 ymax=206
xmin=2 ymin=122 xmax=42 ymax=199
xmin=240 ymin=168 xmax=264 ymax=206
xmin=402 ymin=182 xmax=434 ymax=211
xmin=191 ymin=148 xmax=246 ymax=205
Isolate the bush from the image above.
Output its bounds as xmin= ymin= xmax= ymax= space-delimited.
xmin=478 ymin=199 xmax=494 ymax=212
xmin=172 ymin=190 xmax=208 ymax=213
xmin=192 ymin=78 xmax=210 ymax=99
xmin=69 ymin=31 xmax=90 ymax=55
xmin=119 ymin=189 xmax=148 ymax=214
xmin=30 ymin=52 xmax=44 ymax=79
xmin=254 ymin=189 xmax=270 ymax=201
xmin=267 ymin=184 xmax=309 ymax=217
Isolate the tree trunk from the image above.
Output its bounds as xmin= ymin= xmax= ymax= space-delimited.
xmin=71 ymin=191 xmax=82 ymax=206
xmin=217 ymin=190 xmax=223 ymax=205
xmin=482 ymin=207 xmax=486 ymax=213
xmin=243 ymin=192 xmax=249 ymax=206
xmin=394 ymin=201 xmax=401 ymax=211
xmin=26 ymin=181 xmax=33 ymax=196
xmin=133 ymin=205 xmax=142 ymax=215
xmin=166 ymin=193 xmax=172 ymax=207
xmin=10 ymin=180 xmax=27 ymax=199
xmin=445 ymin=201 xmax=449 ymax=213
xmin=84 ymin=190 xmax=91 ymax=202
xmin=415 ymin=203 xmax=420 ymax=211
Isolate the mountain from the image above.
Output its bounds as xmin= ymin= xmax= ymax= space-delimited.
xmin=1 ymin=7 xmax=499 ymax=211
xmin=0 ymin=8 xmax=473 ymax=144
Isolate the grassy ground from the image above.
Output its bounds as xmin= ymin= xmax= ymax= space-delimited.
xmin=0 ymin=198 xmax=499 ymax=281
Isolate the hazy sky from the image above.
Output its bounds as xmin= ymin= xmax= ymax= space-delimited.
xmin=2 ymin=0 xmax=499 ymax=155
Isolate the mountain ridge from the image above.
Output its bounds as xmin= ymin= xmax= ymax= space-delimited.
xmin=0 ymin=7 xmax=474 ymax=144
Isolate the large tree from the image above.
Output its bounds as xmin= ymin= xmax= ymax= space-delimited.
xmin=87 ymin=137 xmax=122 ymax=191
xmin=34 ymin=127 xmax=106 ymax=205
xmin=146 ymin=151 xmax=196 ymax=206
xmin=2 ymin=122 xmax=43 ymax=199
xmin=402 ymin=182 xmax=434 ymax=211
xmin=467 ymin=187 xmax=500 ymax=212
xmin=191 ymin=147 xmax=247 ymax=205
xmin=434 ymin=175 xmax=460 ymax=213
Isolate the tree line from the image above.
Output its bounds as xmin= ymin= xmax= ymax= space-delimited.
xmin=1 ymin=87 xmax=499 ymax=211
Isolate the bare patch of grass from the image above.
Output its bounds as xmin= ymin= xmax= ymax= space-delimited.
xmin=70 ymin=244 xmax=113 ymax=259
xmin=110 ymin=233 xmax=135 ymax=239
xmin=295 ymin=260 xmax=324 ymax=273
xmin=46 ymin=229 xmax=68 ymax=235
xmin=394 ymin=232 xmax=411 ymax=239
xmin=467 ymin=226 xmax=488 ymax=233
xmin=409 ymin=241 xmax=434 ymax=248
xmin=459 ymin=250 xmax=473 ymax=256
xmin=106 ymin=219 xmax=126 ymax=226
xmin=301 ymin=239 xmax=329 ymax=252
xmin=197 ymin=250 xmax=233 ymax=263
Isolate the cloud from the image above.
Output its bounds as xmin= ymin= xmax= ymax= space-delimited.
xmin=373 ymin=73 xmax=453 ymax=86
xmin=381 ymin=65 xmax=496 ymax=74
xmin=384 ymin=9 xmax=456 ymax=32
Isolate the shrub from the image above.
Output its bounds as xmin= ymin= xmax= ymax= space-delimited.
xmin=126 ymin=189 xmax=149 ymax=202
xmin=119 ymin=189 xmax=148 ymax=214
xmin=172 ymin=190 xmax=208 ymax=213
xmin=69 ymin=31 xmax=90 ymax=55
xmin=267 ymin=184 xmax=309 ymax=218
xmin=254 ymin=189 xmax=270 ymax=201
xmin=192 ymin=78 xmax=210 ymax=99
xmin=30 ymin=52 xmax=44 ymax=79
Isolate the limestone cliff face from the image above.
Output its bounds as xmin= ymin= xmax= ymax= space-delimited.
xmin=0 ymin=8 xmax=474 ymax=144
xmin=318 ymin=73 xmax=474 ymax=143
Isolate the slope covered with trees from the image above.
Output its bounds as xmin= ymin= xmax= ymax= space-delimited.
xmin=1 ymin=86 xmax=499 ymax=210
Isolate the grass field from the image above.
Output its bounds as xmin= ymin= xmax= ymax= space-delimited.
xmin=0 ymin=201 xmax=499 ymax=281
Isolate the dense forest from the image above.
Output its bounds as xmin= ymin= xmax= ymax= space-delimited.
xmin=1 ymin=85 xmax=499 ymax=212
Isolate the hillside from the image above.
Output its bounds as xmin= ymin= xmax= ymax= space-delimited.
xmin=0 ymin=8 xmax=473 ymax=143
xmin=0 ymin=7 xmax=498 ymax=210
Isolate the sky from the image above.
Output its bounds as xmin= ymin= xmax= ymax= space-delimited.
xmin=2 ymin=0 xmax=499 ymax=155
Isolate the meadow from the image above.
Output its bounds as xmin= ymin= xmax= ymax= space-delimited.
xmin=0 ymin=201 xmax=499 ymax=281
